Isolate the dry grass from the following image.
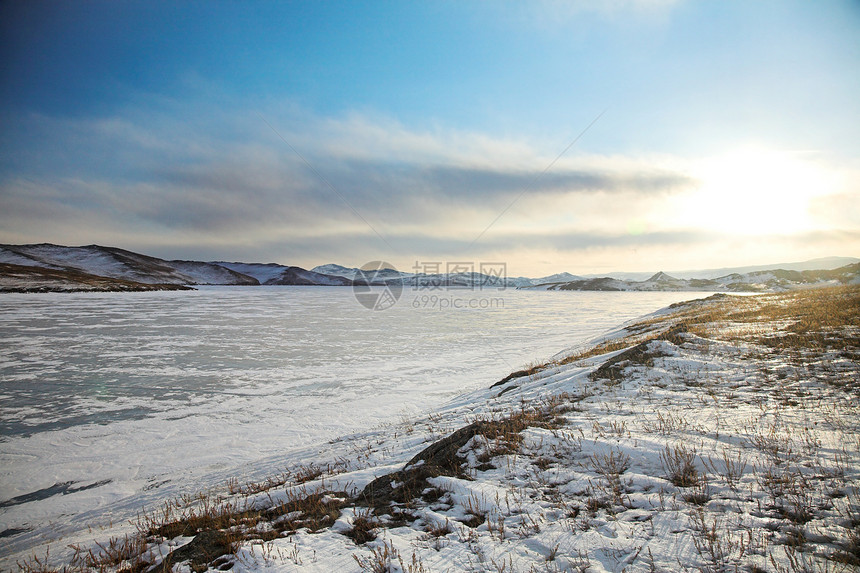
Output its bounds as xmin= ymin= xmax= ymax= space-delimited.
xmin=345 ymin=508 xmax=382 ymax=545
xmin=703 ymin=448 xmax=747 ymax=491
xmin=588 ymin=449 xmax=632 ymax=509
xmin=353 ymin=541 xmax=430 ymax=573
xmin=226 ymin=459 xmax=351 ymax=496
xmin=68 ymin=535 xmax=152 ymax=573
xmin=660 ymin=444 xmax=700 ymax=488
xmin=498 ymin=287 xmax=859 ymax=395
xmin=49 ymin=487 xmax=351 ymax=573
xmin=680 ymin=286 xmax=860 ymax=352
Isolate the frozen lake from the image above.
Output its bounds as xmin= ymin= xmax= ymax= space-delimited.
xmin=0 ymin=286 xmax=707 ymax=554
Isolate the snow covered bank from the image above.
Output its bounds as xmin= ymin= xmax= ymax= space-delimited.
xmin=9 ymin=286 xmax=860 ymax=573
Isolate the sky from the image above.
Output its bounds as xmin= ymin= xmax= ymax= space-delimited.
xmin=1 ymin=1 xmax=858 ymax=276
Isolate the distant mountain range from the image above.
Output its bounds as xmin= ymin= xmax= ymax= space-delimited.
xmin=308 ymin=263 xmax=582 ymax=289
xmin=586 ymin=256 xmax=860 ymax=281
xmin=523 ymin=267 xmax=860 ymax=292
xmin=0 ymin=243 xmax=857 ymax=293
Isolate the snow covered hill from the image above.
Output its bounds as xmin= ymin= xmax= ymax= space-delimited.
xmin=0 ymin=244 xmax=258 ymax=286
xmin=530 ymin=271 xmax=584 ymax=285
xmin=216 ymin=262 xmax=352 ymax=286
xmin=0 ymin=244 xmax=350 ymax=290
xmin=310 ymin=263 xmax=360 ymax=279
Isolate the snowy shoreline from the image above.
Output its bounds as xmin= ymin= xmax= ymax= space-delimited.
xmin=7 ymin=286 xmax=860 ymax=573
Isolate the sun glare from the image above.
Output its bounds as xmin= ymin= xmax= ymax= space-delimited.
xmin=678 ymin=148 xmax=835 ymax=236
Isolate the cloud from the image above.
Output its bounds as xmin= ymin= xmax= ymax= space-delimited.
xmin=0 ymin=103 xmax=696 ymax=233
xmin=1 ymin=99 xmax=855 ymax=274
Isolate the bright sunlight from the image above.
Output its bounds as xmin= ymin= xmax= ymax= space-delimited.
xmin=677 ymin=148 xmax=836 ymax=236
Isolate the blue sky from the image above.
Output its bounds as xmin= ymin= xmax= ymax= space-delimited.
xmin=1 ymin=0 xmax=858 ymax=275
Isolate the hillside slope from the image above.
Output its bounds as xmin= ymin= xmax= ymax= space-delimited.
xmin=0 ymin=244 xmax=259 ymax=285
